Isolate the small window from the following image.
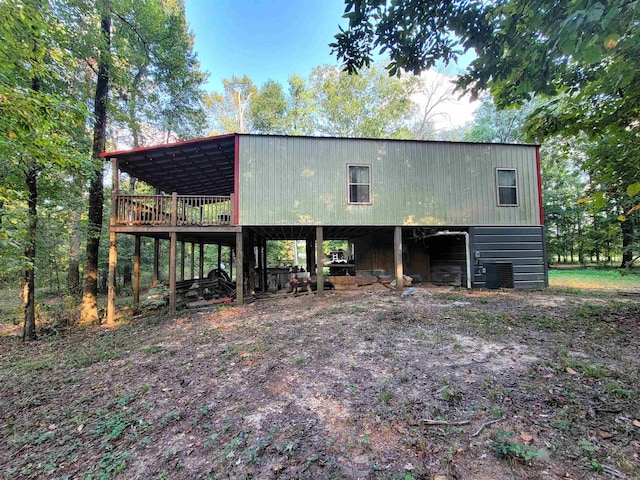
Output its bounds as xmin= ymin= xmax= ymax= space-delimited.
xmin=347 ymin=164 xmax=372 ymax=204
xmin=496 ymin=168 xmax=518 ymax=206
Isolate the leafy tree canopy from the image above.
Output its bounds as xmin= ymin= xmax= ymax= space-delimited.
xmin=332 ymin=0 xmax=640 ymax=141
xmin=309 ymin=64 xmax=416 ymax=138
xmin=332 ymin=0 xmax=640 ymax=256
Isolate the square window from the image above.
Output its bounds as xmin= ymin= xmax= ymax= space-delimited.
xmin=347 ymin=165 xmax=371 ymax=204
xmin=496 ymin=168 xmax=518 ymax=206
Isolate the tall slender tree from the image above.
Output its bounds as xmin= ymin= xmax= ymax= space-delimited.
xmin=81 ymin=3 xmax=111 ymax=326
xmin=0 ymin=0 xmax=88 ymax=339
xmin=72 ymin=0 xmax=207 ymax=324
xmin=206 ymin=75 xmax=257 ymax=134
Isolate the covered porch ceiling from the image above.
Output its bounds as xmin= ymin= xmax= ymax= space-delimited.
xmin=101 ymin=134 xmax=237 ymax=196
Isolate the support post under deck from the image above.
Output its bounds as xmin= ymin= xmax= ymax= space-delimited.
xmin=133 ymin=235 xmax=140 ymax=306
xmin=316 ymin=226 xmax=324 ymax=297
xmin=394 ymin=226 xmax=404 ymax=291
xmin=199 ymin=243 xmax=204 ymax=279
xmin=180 ymin=241 xmax=185 ymax=281
xmin=235 ymin=231 xmax=243 ymax=305
xmin=190 ymin=243 xmax=195 ymax=279
xmin=169 ymin=232 xmax=177 ymax=316
xmin=106 ymin=231 xmax=117 ymax=324
xmin=106 ymin=157 xmax=119 ymax=325
xmin=153 ymin=238 xmax=160 ymax=285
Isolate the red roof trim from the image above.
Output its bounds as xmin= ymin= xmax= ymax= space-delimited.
xmin=99 ymin=133 xmax=237 ymax=158
xmin=234 ymin=135 xmax=240 ymax=225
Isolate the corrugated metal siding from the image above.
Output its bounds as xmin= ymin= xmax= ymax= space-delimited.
xmin=471 ymin=226 xmax=547 ymax=288
xmin=238 ymin=136 xmax=540 ymax=226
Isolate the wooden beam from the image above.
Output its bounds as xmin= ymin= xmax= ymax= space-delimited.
xmin=106 ymin=157 xmax=120 ymax=324
xmin=153 ymin=238 xmax=160 ymax=285
xmin=180 ymin=241 xmax=185 ymax=281
xmin=248 ymin=231 xmax=255 ymax=295
xmin=394 ymin=226 xmax=404 ymax=291
xmin=257 ymin=236 xmax=263 ymax=291
xmin=262 ymin=237 xmax=268 ymax=292
xmin=190 ymin=243 xmax=195 ymax=279
xmin=316 ymin=226 xmax=324 ymax=297
xmin=199 ymin=243 xmax=204 ymax=279
xmin=170 ymin=191 xmax=178 ymax=226
xmin=133 ymin=235 xmax=140 ymax=306
xmin=106 ymin=231 xmax=118 ymax=324
xmin=169 ymin=231 xmax=177 ymax=316
xmin=110 ymin=225 xmax=242 ymax=234
xmin=235 ymin=231 xmax=243 ymax=305
xmin=306 ymin=239 xmax=314 ymax=273
xmin=111 ymin=157 xmax=119 ymax=194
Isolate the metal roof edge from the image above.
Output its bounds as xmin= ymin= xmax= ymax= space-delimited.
xmin=234 ymin=133 xmax=540 ymax=148
xmin=99 ymin=133 xmax=238 ymax=158
xmin=101 ymin=132 xmax=539 ymax=158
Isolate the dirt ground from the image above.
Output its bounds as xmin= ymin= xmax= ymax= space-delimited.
xmin=0 ymin=285 xmax=639 ymax=479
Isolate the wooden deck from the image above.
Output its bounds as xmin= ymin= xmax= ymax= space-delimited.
xmin=114 ymin=194 xmax=233 ymax=227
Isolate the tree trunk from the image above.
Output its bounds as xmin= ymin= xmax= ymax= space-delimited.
xmin=80 ymin=12 xmax=111 ymax=325
xmin=577 ymin=216 xmax=584 ymax=265
xmin=23 ymin=160 xmax=38 ymax=341
xmin=23 ymin=75 xmax=41 ymax=342
xmin=620 ymin=219 xmax=634 ymax=268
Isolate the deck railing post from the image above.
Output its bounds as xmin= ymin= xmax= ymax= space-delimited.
xmin=113 ymin=194 xmax=231 ymax=226
xmin=230 ymin=193 xmax=235 ymax=225
xmin=171 ymin=192 xmax=178 ymax=226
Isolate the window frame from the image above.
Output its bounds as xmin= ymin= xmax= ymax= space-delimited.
xmin=346 ymin=164 xmax=373 ymax=205
xmin=495 ymin=167 xmax=519 ymax=207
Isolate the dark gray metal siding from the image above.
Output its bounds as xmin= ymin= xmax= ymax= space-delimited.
xmin=470 ymin=226 xmax=547 ymax=288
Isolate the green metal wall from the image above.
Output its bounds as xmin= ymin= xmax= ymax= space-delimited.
xmin=238 ymin=135 xmax=541 ymax=226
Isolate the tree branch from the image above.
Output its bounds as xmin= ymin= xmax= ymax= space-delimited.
xmin=470 ymin=417 xmax=504 ymax=438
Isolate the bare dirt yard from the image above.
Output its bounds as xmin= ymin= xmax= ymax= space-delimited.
xmin=1 ymin=285 xmax=639 ymax=479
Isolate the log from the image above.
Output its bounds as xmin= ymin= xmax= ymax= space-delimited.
xmin=186 ymin=298 xmax=233 ymax=308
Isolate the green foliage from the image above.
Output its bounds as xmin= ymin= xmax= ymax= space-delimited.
xmin=249 ymin=80 xmax=288 ymax=134
xmin=462 ymin=95 xmax=539 ymax=144
xmin=205 ymin=75 xmax=257 ymax=133
xmin=490 ymin=430 xmax=543 ymax=463
xmin=309 ymin=63 xmax=415 ymax=138
xmin=0 ymin=0 xmax=90 ymax=207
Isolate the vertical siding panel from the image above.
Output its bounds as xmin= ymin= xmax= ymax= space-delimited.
xmin=238 ymin=136 xmax=540 ymax=226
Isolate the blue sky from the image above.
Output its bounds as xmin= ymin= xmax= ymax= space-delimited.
xmin=184 ymin=0 xmax=348 ymax=92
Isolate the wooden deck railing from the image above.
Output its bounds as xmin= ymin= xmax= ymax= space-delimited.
xmin=114 ymin=194 xmax=233 ymax=226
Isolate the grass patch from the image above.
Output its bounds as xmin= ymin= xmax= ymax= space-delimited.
xmin=549 ymin=267 xmax=640 ymax=291
xmin=0 ymin=288 xmax=21 ymax=324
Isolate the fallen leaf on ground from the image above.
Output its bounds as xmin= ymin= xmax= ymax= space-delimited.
xmin=520 ymin=432 xmax=534 ymax=443
xmin=633 ymin=419 xmax=640 ymax=428
xmin=566 ymin=367 xmax=577 ymax=375
xmin=596 ymin=430 xmax=613 ymax=439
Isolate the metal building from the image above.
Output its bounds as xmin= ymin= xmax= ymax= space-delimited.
xmin=102 ymin=134 xmax=547 ymax=320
